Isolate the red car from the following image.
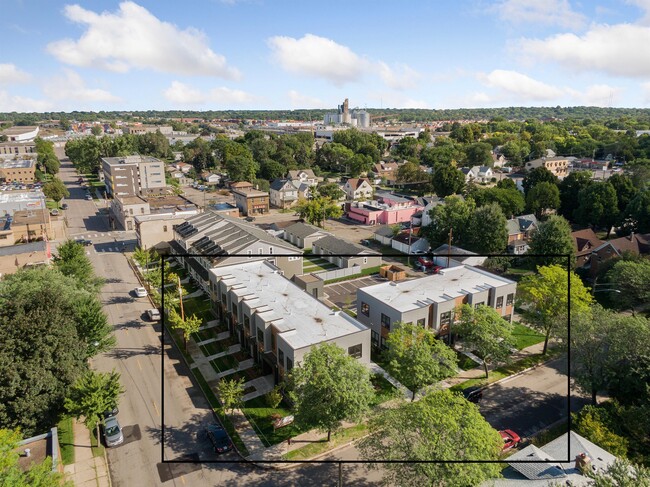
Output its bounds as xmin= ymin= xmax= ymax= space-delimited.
xmin=499 ymin=430 xmax=521 ymax=451
xmin=417 ymin=256 xmax=435 ymax=268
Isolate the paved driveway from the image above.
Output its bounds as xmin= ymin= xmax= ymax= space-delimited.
xmin=324 ymin=275 xmax=387 ymax=310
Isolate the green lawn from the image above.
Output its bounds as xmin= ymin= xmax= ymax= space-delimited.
xmin=369 ymin=374 xmax=400 ymax=407
xmin=455 ymin=349 xmax=479 ymax=371
xmin=242 ymin=397 xmax=306 ymax=447
xmin=511 ymin=322 xmax=545 ymax=350
xmin=181 ymin=297 xmax=212 ymax=321
xmin=57 ymin=416 xmax=75 ymax=465
xmin=283 ymin=423 xmax=368 ymax=461
xmin=88 ymin=427 xmax=105 ymax=458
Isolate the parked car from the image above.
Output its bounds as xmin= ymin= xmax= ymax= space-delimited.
xmin=146 ymin=308 xmax=161 ymax=321
xmin=75 ymin=239 xmax=92 ymax=246
xmin=50 ymin=209 xmax=59 ymax=216
xmin=85 ymin=194 xmax=93 ymax=201
xmin=412 ymin=249 xmax=426 ymax=255
xmin=134 ymin=287 xmax=148 ymax=298
xmin=103 ymin=407 xmax=119 ymax=419
xmin=360 ymin=239 xmax=371 ymax=246
xmin=499 ymin=430 xmax=521 ymax=452
xmin=417 ymin=256 xmax=435 ymax=268
xmin=61 ymin=203 xmax=69 ymax=210
xmin=462 ymin=386 xmax=483 ymax=404
xmin=205 ymin=424 xmax=232 ymax=454
xmin=244 ymin=216 xmax=255 ymax=222
xmin=103 ymin=417 xmax=124 ymax=447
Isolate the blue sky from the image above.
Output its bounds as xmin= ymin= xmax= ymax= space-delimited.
xmin=3 ymin=0 xmax=650 ymax=112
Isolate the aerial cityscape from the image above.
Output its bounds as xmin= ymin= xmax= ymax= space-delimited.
xmin=1 ymin=1 xmax=649 ymax=486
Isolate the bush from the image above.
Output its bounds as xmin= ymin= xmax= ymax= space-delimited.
xmin=265 ymin=386 xmax=283 ymax=409
xmin=573 ymin=405 xmax=629 ymax=458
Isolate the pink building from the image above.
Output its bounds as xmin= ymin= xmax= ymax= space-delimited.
xmin=347 ymin=201 xmax=422 ymax=225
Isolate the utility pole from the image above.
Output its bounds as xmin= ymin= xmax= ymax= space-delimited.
xmin=447 ymin=228 xmax=452 ymax=268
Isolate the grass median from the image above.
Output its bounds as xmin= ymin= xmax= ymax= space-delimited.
xmin=283 ymin=423 xmax=368 ymax=461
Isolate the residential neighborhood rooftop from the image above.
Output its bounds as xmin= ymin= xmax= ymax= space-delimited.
xmin=358 ymin=265 xmax=515 ymax=312
xmin=211 ymin=260 xmax=368 ymax=350
xmin=0 ymin=158 xmax=35 ymax=169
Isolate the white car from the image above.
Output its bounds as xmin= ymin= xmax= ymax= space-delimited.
xmin=134 ymin=287 xmax=148 ymax=298
xmin=146 ymin=308 xmax=161 ymax=321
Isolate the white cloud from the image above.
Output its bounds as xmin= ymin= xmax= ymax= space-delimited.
xmin=478 ymin=69 xmax=564 ymax=100
xmin=369 ymin=92 xmax=429 ymax=109
xmin=268 ymin=34 xmax=367 ymax=85
xmin=519 ymin=23 xmax=650 ymax=77
xmin=42 ymin=70 xmax=121 ymax=103
xmin=163 ymin=81 xmax=255 ymax=106
xmin=565 ymin=84 xmax=622 ymax=106
xmin=47 ymin=2 xmax=240 ymax=79
xmin=287 ymin=90 xmax=328 ymax=109
xmin=0 ymin=90 xmax=52 ymax=112
xmin=377 ymin=62 xmax=420 ymax=90
xmin=626 ymin=0 xmax=650 ymax=24
xmin=0 ymin=64 xmax=31 ymax=85
xmin=492 ymin=0 xmax=585 ymax=28
xmin=642 ymin=82 xmax=650 ymax=103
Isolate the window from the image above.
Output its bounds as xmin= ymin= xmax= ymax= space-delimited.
xmin=371 ymin=330 xmax=379 ymax=348
xmin=506 ymin=293 xmax=514 ymax=307
xmin=363 ymin=257 xmax=368 ymax=264
xmin=496 ymin=296 xmax=503 ymax=309
xmin=278 ymin=349 xmax=284 ymax=366
xmin=247 ymin=249 xmax=252 ymax=259
xmin=440 ymin=311 xmax=452 ymax=326
xmin=259 ymin=248 xmax=263 ymax=255
xmin=286 ymin=358 xmax=293 ymax=372
xmin=475 ymin=302 xmax=484 ymax=308
xmin=269 ymin=247 xmax=273 ymax=255
xmin=348 ymin=344 xmax=362 ymax=359
xmin=361 ymin=302 xmax=369 ymax=316
xmin=417 ymin=318 xmax=426 ymax=327
xmin=381 ymin=313 xmax=391 ymax=330
xmin=163 ymin=225 xmax=168 ymax=232
xmin=257 ymin=328 xmax=264 ymax=343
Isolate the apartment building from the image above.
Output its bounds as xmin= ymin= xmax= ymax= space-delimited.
xmin=356 ymin=265 xmax=516 ymax=350
xmin=101 ymin=155 xmax=166 ymax=197
xmin=525 ymin=156 xmax=570 ymax=179
xmin=171 ymin=210 xmax=302 ymax=292
xmin=0 ymin=142 xmax=36 ymax=157
xmin=210 ymin=260 xmax=371 ymax=384
xmin=0 ymin=158 xmax=36 ymax=183
xmin=232 ymin=187 xmax=270 ymax=216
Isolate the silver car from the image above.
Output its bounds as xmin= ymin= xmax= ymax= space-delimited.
xmin=103 ymin=417 xmax=124 ymax=447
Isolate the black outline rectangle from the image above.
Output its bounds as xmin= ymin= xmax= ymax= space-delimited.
xmin=160 ymin=251 xmax=572 ymax=466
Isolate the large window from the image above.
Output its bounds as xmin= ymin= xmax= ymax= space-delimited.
xmin=286 ymin=358 xmax=293 ymax=372
xmin=496 ymin=296 xmax=503 ymax=309
xmin=417 ymin=318 xmax=426 ymax=328
xmin=348 ymin=344 xmax=362 ymax=359
xmin=440 ymin=311 xmax=452 ymax=326
xmin=257 ymin=328 xmax=264 ymax=344
xmin=506 ymin=293 xmax=514 ymax=306
xmin=371 ymin=330 xmax=379 ymax=348
xmin=361 ymin=302 xmax=370 ymax=316
xmin=278 ymin=349 xmax=284 ymax=367
xmin=381 ymin=313 xmax=391 ymax=330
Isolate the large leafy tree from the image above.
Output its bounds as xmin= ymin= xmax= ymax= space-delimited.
xmin=558 ymin=170 xmax=592 ymax=220
xmin=624 ymin=189 xmax=650 ymax=233
xmin=608 ymin=173 xmax=638 ymax=216
xmin=464 ymin=142 xmax=493 ymax=167
xmin=383 ymin=322 xmax=457 ymax=401
xmin=468 ymin=186 xmax=525 ymax=218
xmin=421 ymin=195 xmax=475 ymax=249
xmin=316 ymin=142 xmax=354 ymax=172
xmin=518 ymin=265 xmax=593 ymax=355
xmin=315 ymin=182 xmax=344 ymax=200
xmin=605 ymin=259 xmax=650 ymax=312
xmin=572 ymin=406 xmax=629 ymax=458
xmin=42 ymin=176 xmax=70 ymax=204
xmin=527 ymin=215 xmax=575 ymax=268
xmin=575 ymin=181 xmax=619 ymax=237
xmin=294 ymin=196 xmax=342 ymax=228
xmin=217 ymin=378 xmax=245 ymax=414
xmin=359 ymin=390 xmax=503 ymax=487
xmin=431 ymin=163 xmax=465 ymax=197
xmin=72 ymin=295 xmax=116 ymax=358
xmin=290 ymin=343 xmax=374 ymax=441
xmin=454 ymin=304 xmax=515 ymax=378
xmin=465 ymin=202 xmax=508 ymax=253
xmin=0 ymin=428 xmax=71 ymax=486
xmin=0 ymin=269 xmax=88 ymax=436
xmin=525 ymin=181 xmax=560 ymax=219
xmin=53 ymin=239 xmax=104 ymax=292
xmin=522 ymin=166 xmax=558 ymax=194
xmin=64 ymin=370 xmax=124 ymax=447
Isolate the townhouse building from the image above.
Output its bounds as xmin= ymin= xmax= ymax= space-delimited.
xmin=102 ymin=155 xmax=166 ymax=197
xmin=356 ymin=265 xmax=516 ymax=350
xmin=282 ymin=222 xmax=331 ymax=249
xmin=210 ymin=260 xmax=371 ymax=384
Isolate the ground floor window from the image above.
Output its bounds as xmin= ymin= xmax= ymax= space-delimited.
xmin=371 ymin=330 xmax=379 ymax=348
xmin=348 ymin=344 xmax=362 ymax=359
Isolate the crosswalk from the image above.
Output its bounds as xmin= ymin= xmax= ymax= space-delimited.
xmin=70 ymin=231 xmax=132 ymax=239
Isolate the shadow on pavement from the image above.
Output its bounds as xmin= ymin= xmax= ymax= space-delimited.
xmin=105 ymin=345 xmax=160 ymax=360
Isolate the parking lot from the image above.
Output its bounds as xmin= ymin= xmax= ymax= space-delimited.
xmin=324 ymin=275 xmax=387 ymax=311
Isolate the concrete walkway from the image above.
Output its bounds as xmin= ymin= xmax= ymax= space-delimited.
xmin=63 ymin=420 xmax=111 ymax=487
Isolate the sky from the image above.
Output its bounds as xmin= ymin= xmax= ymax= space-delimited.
xmin=3 ymin=0 xmax=650 ymax=112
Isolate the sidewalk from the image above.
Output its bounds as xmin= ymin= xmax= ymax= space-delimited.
xmin=63 ymin=420 xmax=111 ymax=487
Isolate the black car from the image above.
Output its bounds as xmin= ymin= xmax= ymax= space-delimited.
xmin=61 ymin=203 xmax=69 ymax=210
xmin=244 ymin=216 xmax=255 ymax=222
xmin=205 ymin=424 xmax=233 ymax=454
xmin=75 ymin=239 xmax=92 ymax=246
xmin=103 ymin=406 xmax=119 ymax=419
xmin=462 ymin=386 xmax=483 ymax=404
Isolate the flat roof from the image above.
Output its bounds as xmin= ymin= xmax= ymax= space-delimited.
xmin=0 ymin=159 xmax=35 ymax=169
xmin=232 ymin=188 xmax=268 ymax=197
xmin=0 ymin=191 xmax=45 ymax=204
xmin=102 ymin=155 xmax=162 ymax=165
xmin=212 ymin=261 xmax=367 ymax=350
xmin=358 ymin=265 xmax=515 ymax=313
xmin=2 ymin=126 xmax=38 ymax=135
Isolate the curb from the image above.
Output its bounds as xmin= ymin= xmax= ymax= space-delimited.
xmin=103 ymin=447 xmax=113 ymax=487
xmin=485 ymin=355 xmax=561 ymax=389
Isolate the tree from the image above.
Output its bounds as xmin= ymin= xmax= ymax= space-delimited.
xmin=0 ymin=268 xmax=88 ymax=436
xmin=469 ymin=186 xmax=525 ymax=218
xmin=526 ymin=181 xmax=560 ymax=219
xmin=72 ymin=295 xmax=116 ymax=358
xmin=465 ymin=202 xmax=508 ymax=253
xmin=624 ymin=189 xmax=650 ymax=233
xmin=518 ymin=265 xmax=593 ymax=355
xmin=608 ymin=173 xmax=638 ymax=215
xmin=265 ymin=385 xmax=283 ymax=409
xmin=573 ymin=406 xmax=629 ymax=458
xmin=527 ymin=215 xmax=575 ymax=267
xmin=53 ymin=239 xmax=103 ymax=292
xmin=316 ymin=142 xmax=354 ymax=172
xmin=290 ymin=343 xmax=374 ymax=441
xmin=0 ymin=428 xmax=71 ymax=486
xmin=133 ymin=246 xmax=156 ymax=270
xmin=464 ymin=142 xmax=493 ymax=167
xmin=605 ymin=259 xmax=650 ymax=312
xmin=586 ymin=459 xmax=650 ymax=486
xmin=383 ymin=323 xmax=457 ymax=401
xmin=216 ymin=378 xmax=245 ymax=414
xmin=608 ymin=354 xmax=650 ymax=407
xmin=294 ymin=197 xmax=342 ymax=228
xmin=359 ymin=390 xmax=503 ymax=487
xmin=522 ymin=166 xmax=558 ymax=194
xmin=315 ymin=182 xmax=344 ymax=200
xmin=431 ymin=163 xmax=465 ymax=197
xmin=454 ymin=304 xmax=515 ymax=378
xmin=575 ymin=181 xmax=619 ymax=237
xmin=558 ymin=170 xmax=592 ymax=220
xmin=42 ymin=177 xmax=69 ymax=204
xmin=64 ymin=370 xmax=124 ymax=447
xmin=168 ymin=308 xmax=202 ymax=353
xmin=90 ymin=125 xmax=103 ymax=136
xmin=421 ymin=195 xmax=475 ymax=249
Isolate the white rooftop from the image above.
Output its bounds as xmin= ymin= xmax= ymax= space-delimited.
xmin=358 ymin=265 xmax=514 ymax=312
xmin=0 ymin=191 xmax=45 ymax=204
xmin=211 ymin=260 xmax=368 ymax=350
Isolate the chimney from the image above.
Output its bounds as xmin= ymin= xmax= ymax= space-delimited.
xmin=575 ymin=453 xmax=592 ymax=474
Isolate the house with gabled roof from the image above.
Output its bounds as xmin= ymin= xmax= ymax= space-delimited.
xmin=312 ymin=235 xmax=382 ymax=270
xmin=571 ymin=228 xmax=604 ymax=269
xmin=506 ymin=214 xmax=538 ymax=254
xmin=282 ymin=222 xmax=331 ymax=249
xmin=171 ymin=211 xmax=303 ymax=291
xmin=287 ymin=169 xmax=319 ymax=187
xmin=343 ymin=178 xmax=373 ymax=200
xmin=269 ymin=179 xmax=309 ymax=209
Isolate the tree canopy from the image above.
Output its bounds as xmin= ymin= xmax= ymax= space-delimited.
xmin=527 ymin=215 xmax=575 ymax=268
